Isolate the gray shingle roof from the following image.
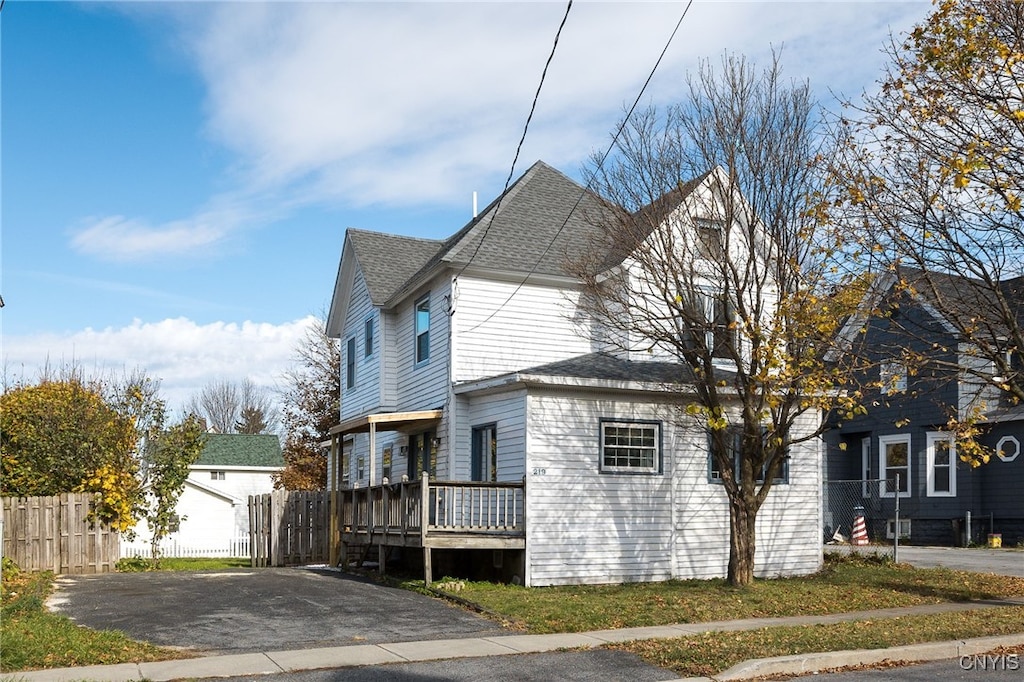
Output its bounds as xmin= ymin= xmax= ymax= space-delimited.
xmin=517 ymin=351 xmax=734 ymax=386
xmin=194 ymin=434 xmax=284 ymax=468
xmin=347 ymin=230 xmax=444 ymax=306
xmin=440 ymin=161 xmax=618 ymax=275
xmin=353 ymin=161 xmax=621 ymax=307
xmin=899 ymin=266 xmax=1020 ymax=339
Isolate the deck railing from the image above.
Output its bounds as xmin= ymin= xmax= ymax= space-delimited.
xmin=338 ymin=474 xmax=524 ymax=538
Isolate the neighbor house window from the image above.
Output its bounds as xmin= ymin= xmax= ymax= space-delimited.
xmin=926 ymin=432 xmax=956 ymax=497
xmin=708 ymin=426 xmax=789 ymax=484
xmin=415 ymin=295 xmax=430 ymax=364
xmin=997 ymin=435 xmax=1020 ymax=462
xmin=600 ymin=420 xmax=661 ymax=474
xmin=694 ymin=218 xmax=725 ymax=260
xmin=346 ymin=337 xmax=356 ymax=390
xmin=210 ymin=471 xmax=225 ymax=481
xmin=471 ymin=424 xmax=497 ymax=482
xmin=880 ymin=362 xmax=907 ymax=394
xmin=879 ymin=434 xmax=911 ymax=497
xmin=364 ymin=317 xmax=374 ymax=358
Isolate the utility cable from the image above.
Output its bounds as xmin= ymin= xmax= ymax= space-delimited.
xmin=452 ymin=0 xmax=574 ymax=289
xmin=459 ymin=0 xmax=694 ymax=336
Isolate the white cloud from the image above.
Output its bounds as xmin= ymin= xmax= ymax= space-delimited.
xmin=86 ymin=1 xmax=929 ymax=261
xmin=2 ymin=316 xmax=319 ymax=414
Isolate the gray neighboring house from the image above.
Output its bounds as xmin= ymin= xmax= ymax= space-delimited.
xmin=824 ymin=268 xmax=1024 ymax=546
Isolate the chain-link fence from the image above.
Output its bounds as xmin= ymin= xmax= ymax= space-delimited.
xmin=823 ymin=477 xmax=920 ymax=561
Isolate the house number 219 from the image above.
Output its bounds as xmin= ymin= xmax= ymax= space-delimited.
xmin=532 ymin=467 xmax=547 ymax=476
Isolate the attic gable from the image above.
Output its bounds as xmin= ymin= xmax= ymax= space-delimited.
xmin=327 ymin=229 xmax=443 ymax=336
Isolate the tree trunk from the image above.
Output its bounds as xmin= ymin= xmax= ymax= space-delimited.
xmin=727 ymin=494 xmax=758 ymax=586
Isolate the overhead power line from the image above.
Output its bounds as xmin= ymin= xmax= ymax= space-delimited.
xmin=460 ymin=0 xmax=695 ymax=336
xmin=454 ymin=0 xmax=574 ymax=284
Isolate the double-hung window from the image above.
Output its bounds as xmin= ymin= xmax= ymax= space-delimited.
xmin=880 ymin=362 xmax=907 ymax=394
xmin=879 ymin=434 xmax=911 ymax=497
xmin=694 ymin=218 xmax=725 ymax=260
xmin=414 ymin=295 xmax=430 ymax=364
xmin=677 ymin=288 xmax=735 ymax=360
xmin=345 ymin=337 xmax=356 ymax=390
xmin=708 ymin=426 xmax=789 ymax=484
xmin=600 ymin=420 xmax=661 ymax=474
xmin=925 ymin=432 xmax=955 ymax=497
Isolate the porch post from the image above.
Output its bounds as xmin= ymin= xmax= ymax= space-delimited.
xmin=329 ymin=434 xmax=340 ymax=566
xmin=368 ymin=423 xmax=377 ymax=487
xmin=421 ymin=471 xmax=432 ymax=585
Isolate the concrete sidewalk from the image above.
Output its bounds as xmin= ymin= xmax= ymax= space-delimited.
xmin=4 ymin=598 xmax=1023 ymax=682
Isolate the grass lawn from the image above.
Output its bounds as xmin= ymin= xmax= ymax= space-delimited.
xmin=0 ymin=557 xmax=247 ymax=672
xmin=615 ymin=607 xmax=1024 ymax=678
xmin=428 ymin=553 xmax=1024 ymax=633
xmin=2 ymin=553 xmax=1022 ymax=673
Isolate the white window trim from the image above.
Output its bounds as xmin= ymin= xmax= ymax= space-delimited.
xmin=345 ymin=336 xmax=357 ymax=391
xmin=363 ymin=316 xmax=374 ymax=359
xmin=880 ymin=361 xmax=907 ymax=395
xmin=925 ymin=431 xmax=956 ymax=497
xmin=886 ymin=518 xmax=911 ymax=539
xmin=600 ymin=420 xmax=661 ymax=474
xmin=997 ymin=435 xmax=1020 ymax=462
xmin=414 ymin=294 xmax=430 ymax=366
xmin=879 ymin=434 xmax=911 ymax=498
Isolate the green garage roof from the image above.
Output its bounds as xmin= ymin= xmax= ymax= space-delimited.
xmin=194 ymin=433 xmax=284 ymax=468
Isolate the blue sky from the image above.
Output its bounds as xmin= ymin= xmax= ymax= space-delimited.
xmin=1 ymin=0 xmax=931 ymax=410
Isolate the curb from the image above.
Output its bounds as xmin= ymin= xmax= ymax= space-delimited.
xmin=713 ymin=633 xmax=1024 ymax=680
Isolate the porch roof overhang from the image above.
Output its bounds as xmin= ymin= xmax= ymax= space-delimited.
xmin=329 ymin=409 xmax=444 ymax=438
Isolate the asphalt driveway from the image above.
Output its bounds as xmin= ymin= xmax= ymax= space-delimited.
xmin=47 ymin=567 xmax=508 ymax=655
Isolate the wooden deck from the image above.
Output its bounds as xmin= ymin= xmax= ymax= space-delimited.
xmin=331 ymin=474 xmax=525 ymax=584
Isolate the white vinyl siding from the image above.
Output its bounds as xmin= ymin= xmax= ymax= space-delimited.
xmin=452 ymin=390 xmax=527 ymax=482
xmin=522 ymin=391 xmax=821 ymax=586
xmin=452 ymin=276 xmax=591 ymax=382
xmin=395 ymin=276 xmax=451 ymax=413
xmin=340 ymin=271 xmax=382 ymax=420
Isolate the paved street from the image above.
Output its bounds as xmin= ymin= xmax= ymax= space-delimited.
xmin=894 ymin=546 xmax=1024 ymax=577
xmin=794 ymin=655 xmax=1022 ymax=680
xmin=194 ymin=650 xmax=677 ymax=682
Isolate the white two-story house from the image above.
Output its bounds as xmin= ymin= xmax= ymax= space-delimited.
xmin=325 ymin=161 xmax=822 ymax=586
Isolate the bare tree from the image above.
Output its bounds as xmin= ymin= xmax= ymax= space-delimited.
xmin=184 ymin=378 xmax=279 ymax=434
xmin=569 ymin=53 xmax=868 ymax=586
xmin=275 ymin=316 xmax=340 ymax=490
xmin=832 ymin=0 xmax=1024 ymax=409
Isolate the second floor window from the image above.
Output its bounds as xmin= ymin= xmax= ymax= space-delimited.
xmin=880 ymin=361 xmax=907 ymax=394
xmin=694 ymin=218 xmax=725 ymax=260
xmin=678 ymin=289 xmax=736 ymax=361
xmin=364 ymin=317 xmax=374 ymax=358
xmin=346 ymin=337 xmax=356 ymax=389
xmin=415 ymin=295 xmax=430 ymax=364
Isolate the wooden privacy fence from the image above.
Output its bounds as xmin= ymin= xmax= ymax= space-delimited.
xmin=1 ymin=493 xmax=120 ymax=574
xmin=249 ymin=489 xmax=329 ymax=567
